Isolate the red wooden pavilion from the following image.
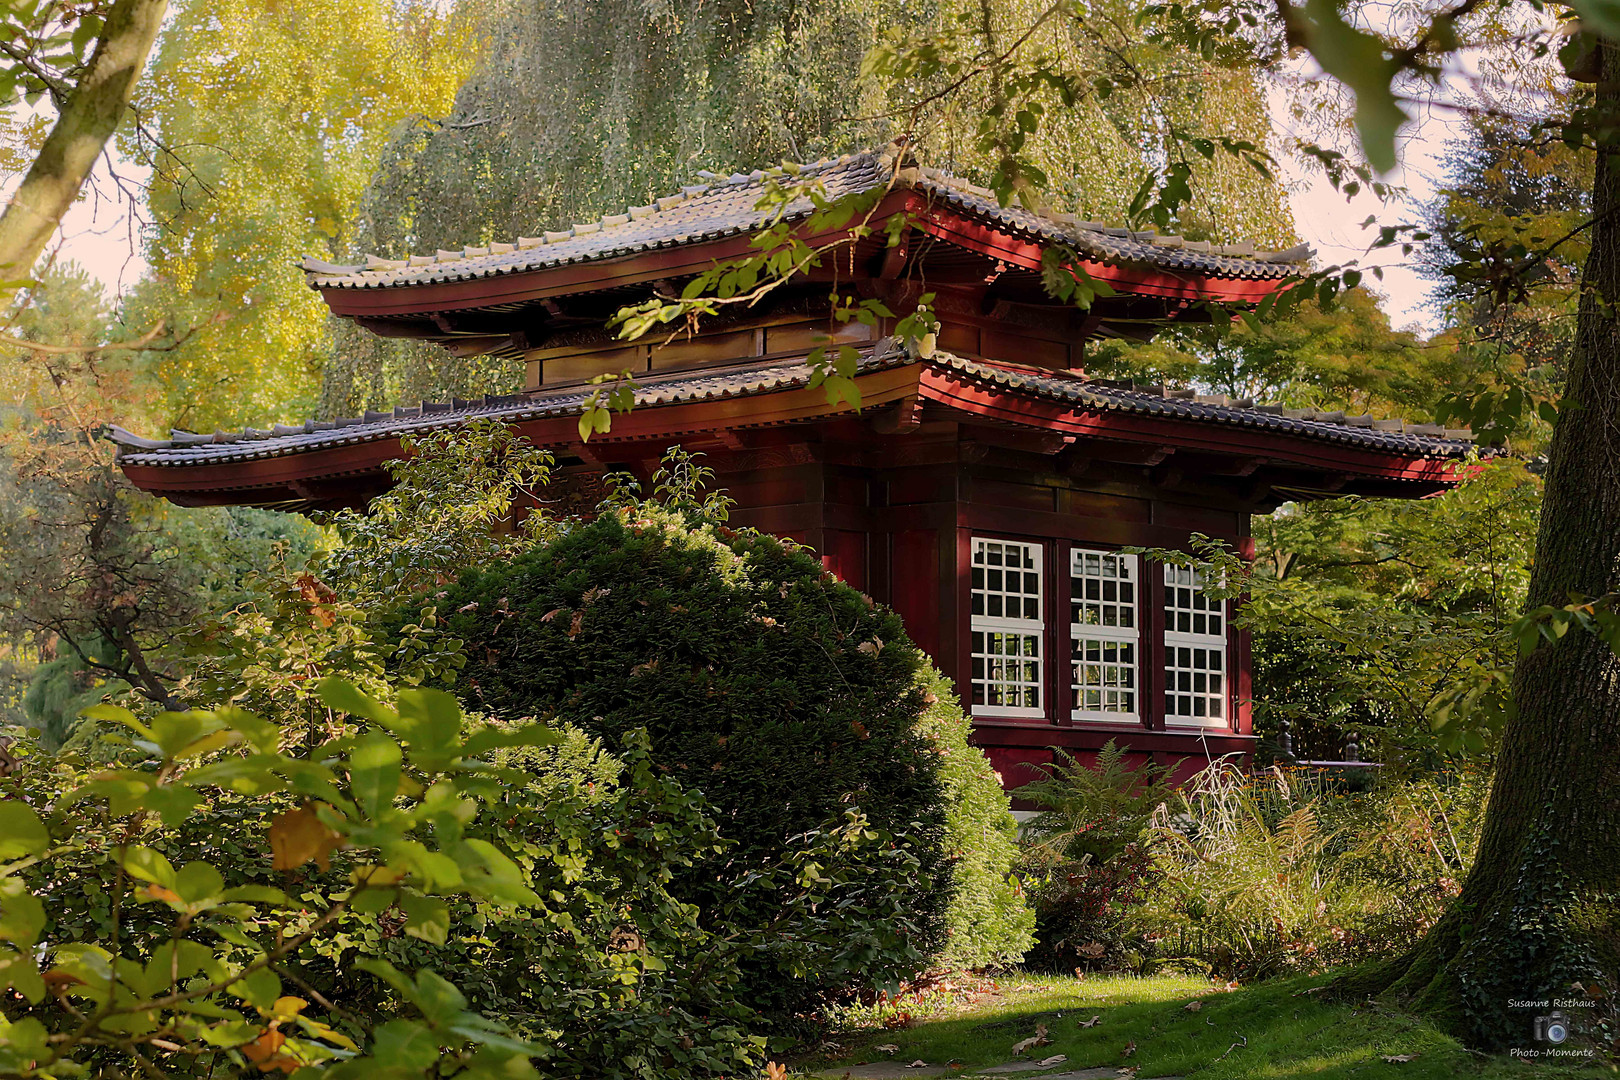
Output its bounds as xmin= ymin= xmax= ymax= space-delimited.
xmin=112 ymin=148 xmax=1474 ymax=790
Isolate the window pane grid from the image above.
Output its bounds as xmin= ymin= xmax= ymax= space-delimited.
xmin=1163 ymin=563 xmax=1228 ymax=727
xmin=972 ymin=630 xmax=1043 ymax=711
xmin=1070 ymin=549 xmax=1139 ymax=721
xmin=971 ymin=538 xmax=1044 ymax=717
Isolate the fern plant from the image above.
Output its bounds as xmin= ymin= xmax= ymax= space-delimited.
xmin=1014 ymin=742 xmax=1176 ymax=972
xmin=1016 ymin=741 xmax=1177 ymax=865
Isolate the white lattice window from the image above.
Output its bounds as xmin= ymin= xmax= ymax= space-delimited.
xmin=970 ymin=538 xmax=1044 ymax=717
xmin=1163 ymin=563 xmax=1228 ymax=726
xmin=1070 ymin=549 xmax=1139 ymax=721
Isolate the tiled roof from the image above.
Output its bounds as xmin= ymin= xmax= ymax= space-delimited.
xmin=110 ymin=341 xmax=1473 ymax=469
xmin=301 ymin=149 xmax=1310 ymax=292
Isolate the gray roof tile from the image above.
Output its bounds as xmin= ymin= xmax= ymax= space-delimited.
xmin=303 ymin=150 xmax=1308 ymax=293
xmin=110 ymin=343 xmax=1472 ymax=470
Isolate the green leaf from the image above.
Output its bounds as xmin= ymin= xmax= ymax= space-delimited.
xmin=141 ymin=785 xmax=203 ymax=826
xmin=233 ymin=967 xmax=282 ymax=1010
xmin=0 ymin=950 xmax=45 ymax=1004
xmin=147 ymin=711 xmax=235 ymax=759
xmin=451 ymin=839 xmax=539 ymax=908
xmin=218 ymin=706 xmax=282 ymax=754
xmin=119 ymin=845 xmax=177 ymax=888
xmin=412 ymin=968 xmax=469 ymax=1027
xmin=400 ymin=892 xmax=451 ymax=945
xmin=201 ymin=1019 xmax=265 ymax=1048
xmin=318 ymin=677 xmax=394 ymax=725
xmin=394 ymin=688 xmax=465 ymax=768
xmin=0 ymin=880 xmax=45 ymax=946
xmin=355 ymin=957 xmax=417 ymax=1004
xmin=350 ymin=732 xmax=403 ymax=819
xmin=1301 ymin=0 xmax=1406 ymax=173
xmin=174 ymin=861 xmax=226 ymax=906
xmin=460 ymin=723 xmax=561 ymax=758
xmin=1569 ymin=0 xmax=1620 ymax=42
xmin=372 ymin=1018 xmax=441 ymax=1069
xmin=0 ymin=804 xmax=47 ymax=861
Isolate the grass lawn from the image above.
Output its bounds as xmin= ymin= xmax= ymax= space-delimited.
xmin=795 ymin=972 xmax=1613 ymax=1079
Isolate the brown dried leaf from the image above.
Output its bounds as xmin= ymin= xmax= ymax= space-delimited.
xmin=269 ymin=803 xmax=342 ymax=871
xmin=1381 ymin=1054 xmax=1419 ymax=1064
xmin=1183 ymin=1000 xmax=1203 ymax=1012
xmin=242 ymin=1030 xmax=298 ymax=1073
xmin=1078 ymin=1015 xmax=1101 ymax=1028
xmin=1120 ymin=1041 xmax=1136 ymax=1058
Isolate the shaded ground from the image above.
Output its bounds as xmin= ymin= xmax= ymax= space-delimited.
xmin=795 ymin=973 xmax=1610 ymax=1079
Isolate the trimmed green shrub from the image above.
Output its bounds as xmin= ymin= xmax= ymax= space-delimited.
xmin=917 ymin=667 xmax=1035 ymax=969
xmin=433 ymin=506 xmax=1029 ymax=1000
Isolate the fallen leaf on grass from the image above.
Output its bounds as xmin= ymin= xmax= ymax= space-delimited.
xmin=1120 ymin=1041 xmax=1136 ymax=1058
xmin=1116 ymin=1069 xmax=1139 ymax=1078
xmin=875 ymin=1045 xmax=899 ymax=1054
xmin=1382 ymin=1054 xmax=1420 ymax=1063
xmin=907 ymin=1061 xmax=929 ymax=1070
xmin=1036 ymin=1055 xmax=1066 ymax=1067
xmin=1078 ymin=1014 xmax=1101 ymax=1028
xmin=1183 ymin=1000 xmax=1203 ymax=1012
xmin=1223 ymin=980 xmax=1241 ymax=991
xmin=1011 ymin=1023 xmax=1051 ymax=1055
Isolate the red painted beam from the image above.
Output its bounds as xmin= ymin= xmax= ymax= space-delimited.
xmin=916 ymin=367 xmax=1463 ymax=485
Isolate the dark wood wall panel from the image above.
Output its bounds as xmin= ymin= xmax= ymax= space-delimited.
xmin=890 ymin=529 xmax=943 ymax=664
xmin=821 ymin=528 xmax=868 ymax=593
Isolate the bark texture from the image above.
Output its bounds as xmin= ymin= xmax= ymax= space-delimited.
xmin=1342 ymin=42 xmax=1620 ymax=1052
xmin=0 ymin=0 xmax=169 ymax=289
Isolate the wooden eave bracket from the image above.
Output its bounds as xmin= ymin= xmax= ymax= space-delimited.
xmin=869 ymin=394 xmax=923 ymax=434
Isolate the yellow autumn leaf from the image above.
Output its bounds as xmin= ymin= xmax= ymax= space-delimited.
xmin=348 ymin=865 xmax=405 ymax=886
xmin=269 ymin=996 xmax=307 ymax=1021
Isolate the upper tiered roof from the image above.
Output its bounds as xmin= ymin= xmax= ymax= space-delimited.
xmin=302 ymin=149 xmax=1310 ymax=295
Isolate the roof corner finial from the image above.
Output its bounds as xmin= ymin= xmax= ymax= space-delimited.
xmin=881 ymin=136 xmax=919 ymax=171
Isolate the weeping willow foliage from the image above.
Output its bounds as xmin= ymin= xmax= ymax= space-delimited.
xmin=320 ymin=0 xmax=1299 ymax=416
xmin=122 ymin=0 xmax=483 ymax=431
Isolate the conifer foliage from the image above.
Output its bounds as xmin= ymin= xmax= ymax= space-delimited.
xmin=435 ymin=500 xmax=1031 ymax=1006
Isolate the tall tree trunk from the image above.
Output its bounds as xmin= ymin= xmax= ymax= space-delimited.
xmin=0 ymin=0 xmax=169 ymax=294
xmin=1341 ymin=41 xmax=1620 ymax=1053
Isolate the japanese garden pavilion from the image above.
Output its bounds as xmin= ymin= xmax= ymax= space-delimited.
xmin=111 ymin=148 xmax=1475 ymax=789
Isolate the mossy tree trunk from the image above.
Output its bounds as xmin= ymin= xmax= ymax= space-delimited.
xmin=1343 ymin=41 xmax=1620 ymax=1051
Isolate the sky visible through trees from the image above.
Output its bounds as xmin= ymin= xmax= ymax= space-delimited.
xmin=14 ymin=23 xmax=1466 ymax=334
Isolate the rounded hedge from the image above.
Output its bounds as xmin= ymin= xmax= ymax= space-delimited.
xmin=433 ymin=506 xmax=1031 ymax=982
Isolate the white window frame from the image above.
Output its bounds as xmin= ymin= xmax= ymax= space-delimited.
xmin=1069 ymin=548 xmax=1140 ymax=723
xmin=969 ymin=537 xmax=1045 ymax=719
xmin=1162 ymin=562 xmax=1229 ymax=728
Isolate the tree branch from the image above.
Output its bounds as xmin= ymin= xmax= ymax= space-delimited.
xmin=0 ymin=0 xmax=170 ymax=295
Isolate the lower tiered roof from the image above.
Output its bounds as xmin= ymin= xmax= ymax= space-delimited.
xmin=111 ymin=340 xmax=1476 ymax=510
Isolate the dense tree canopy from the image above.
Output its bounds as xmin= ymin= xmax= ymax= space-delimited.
xmin=118 ymin=0 xmax=481 ymax=430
